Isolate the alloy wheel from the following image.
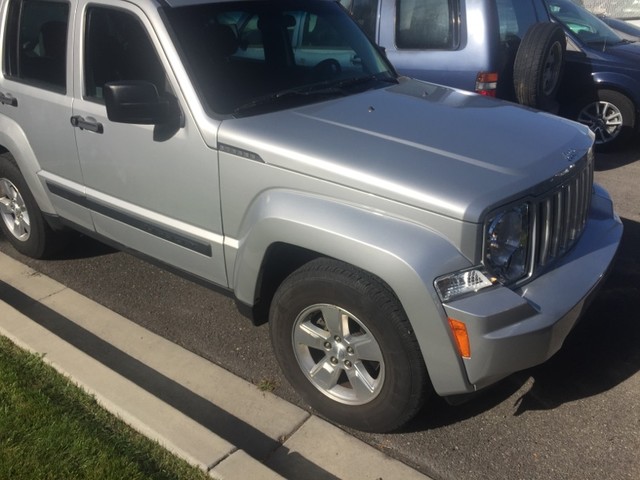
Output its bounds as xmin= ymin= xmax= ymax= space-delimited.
xmin=292 ymin=303 xmax=385 ymax=405
xmin=0 ymin=177 xmax=31 ymax=241
xmin=577 ymin=100 xmax=624 ymax=145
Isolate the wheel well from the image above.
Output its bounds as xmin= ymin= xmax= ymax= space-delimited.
xmin=607 ymin=87 xmax=639 ymax=118
xmin=249 ymin=243 xmax=321 ymax=325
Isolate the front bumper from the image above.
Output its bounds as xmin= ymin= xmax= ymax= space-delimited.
xmin=442 ymin=187 xmax=623 ymax=390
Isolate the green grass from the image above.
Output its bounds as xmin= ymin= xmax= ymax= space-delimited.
xmin=0 ymin=336 xmax=211 ymax=480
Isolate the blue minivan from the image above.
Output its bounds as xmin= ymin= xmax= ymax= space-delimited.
xmin=340 ymin=0 xmax=555 ymax=101
xmin=341 ymin=0 xmax=640 ymax=149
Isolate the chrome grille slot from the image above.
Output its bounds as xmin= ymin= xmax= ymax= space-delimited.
xmin=535 ymin=155 xmax=593 ymax=269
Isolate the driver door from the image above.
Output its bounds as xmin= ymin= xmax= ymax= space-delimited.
xmin=71 ymin=0 xmax=227 ymax=286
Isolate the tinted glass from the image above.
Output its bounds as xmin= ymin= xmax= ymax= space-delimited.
xmin=547 ymin=0 xmax=624 ymax=45
xmin=3 ymin=0 xmax=69 ymax=91
xmin=395 ymin=0 xmax=458 ymax=50
xmin=84 ymin=7 xmax=167 ymax=100
xmin=496 ymin=0 xmax=538 ymax=43
xmin=163 ymin=0 xmax=393 ymax=116
xmin=340 ymin=0 xmax=380 ymax=39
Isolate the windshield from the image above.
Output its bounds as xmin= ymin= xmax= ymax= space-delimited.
xmin=546 ymin=0 xmax=625 ymax=46
xmin=163 ymin=0 xmax=395 ymax=116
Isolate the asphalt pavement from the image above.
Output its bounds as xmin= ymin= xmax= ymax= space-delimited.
xmin=0 ymin=251 xmax=432 ymax=480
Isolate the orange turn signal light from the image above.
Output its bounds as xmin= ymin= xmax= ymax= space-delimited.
xmin=448 ymin=318 xmax=471 ymax=359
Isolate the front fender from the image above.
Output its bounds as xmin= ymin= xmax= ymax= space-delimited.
xmin=0 ymin=115 xmax=56 ymax=214
xmin=228 ymin=189 xmax=477 ymax=395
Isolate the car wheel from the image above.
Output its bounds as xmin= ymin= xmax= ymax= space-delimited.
xmin=514 ymin=23 xmax=566 ymax=113
xmin=269 ymin=257 xmax=429 ymax=433
xmin=575 ymin=90 xmax=636 ymax=151
xmin=0 ymin=154 xmax=61 ymax=258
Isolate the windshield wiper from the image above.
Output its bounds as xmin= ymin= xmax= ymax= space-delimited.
xmin=233 ymin=75 xmax=398 ymax=115
xmin=321 ymin=74 xmax=398 ymax=90
xmin=233 ymin=86 xmax=347 ymax=115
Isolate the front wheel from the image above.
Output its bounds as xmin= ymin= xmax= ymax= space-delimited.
xmin=269 ymin=258 xmax=429 ymax=433
xmin=574 ymin=90 xmax=636 ymax=151
xmin=0 ymin=153 xmax=62 ymax=258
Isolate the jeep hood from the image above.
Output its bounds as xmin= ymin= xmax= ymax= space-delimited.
xmin=218 ymin=79 xmax=593 ymax=222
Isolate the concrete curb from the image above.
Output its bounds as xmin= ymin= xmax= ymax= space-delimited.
xmin=0 ymin=252 xmax=432 ymax=480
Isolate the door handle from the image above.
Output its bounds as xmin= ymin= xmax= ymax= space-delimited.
xmin=0 ymin=92 xmax=18 ymax=107
xmin=70 ymin=115 xmax=103 ymax=134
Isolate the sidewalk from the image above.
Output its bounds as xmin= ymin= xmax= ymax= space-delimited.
xmin=0 ymin=252 xmax=432 ymax=480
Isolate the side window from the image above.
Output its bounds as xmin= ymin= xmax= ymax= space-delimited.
xmin=84 ymin=7 xmax=167 ymax=101
xmin=496 ymin=0 xmax=538 ymax=43
xmin=341 ymin=0 xmax=380 ymax=40
xmin=3 ymin=0 xmax=69 ymax=91
xmin=395 ymin=0 xmax=458 ymax=50
xmin=237 ymin=15 xmax=266 ymax=60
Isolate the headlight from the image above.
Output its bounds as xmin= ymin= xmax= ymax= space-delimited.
xmin=485 ymin=203 xmax=530 ymax=284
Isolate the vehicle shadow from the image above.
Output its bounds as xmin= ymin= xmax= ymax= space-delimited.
xmin=57 ymin=233 xmax=117 ymax=260
xmin=511 ymin=216 xmax=640 ymax=415
xmin=404 ymin=216 xmax=640 ymax=431
xmin=0 ymin=232 xmax=116 ymax=262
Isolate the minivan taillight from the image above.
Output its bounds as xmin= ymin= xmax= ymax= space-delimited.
xmin=475 ymin=72 xmax=498 ymax=97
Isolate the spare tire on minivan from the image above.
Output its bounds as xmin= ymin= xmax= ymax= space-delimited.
xmin=513 ymin=22 xmax=566 ymax=113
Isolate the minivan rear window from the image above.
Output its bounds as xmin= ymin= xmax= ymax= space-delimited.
xmin=496 ymin=0 xmax=538 ymax=43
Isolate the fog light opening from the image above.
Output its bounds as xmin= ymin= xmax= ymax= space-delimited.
xmin=448 ymin=318 xmax=471 ymax=359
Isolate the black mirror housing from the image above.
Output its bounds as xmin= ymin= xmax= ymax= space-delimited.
xmin=104 ymin=81 xmax=173 ymax=125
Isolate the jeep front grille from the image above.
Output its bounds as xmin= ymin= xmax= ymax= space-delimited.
xmin=533 ymin=154 xmax=594 ymax=270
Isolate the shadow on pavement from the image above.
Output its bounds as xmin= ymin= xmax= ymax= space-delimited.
xmin=512 ymin=216 xmax=640 ymax=414
xmin=54 ymin=233 xmax=117 ymax=260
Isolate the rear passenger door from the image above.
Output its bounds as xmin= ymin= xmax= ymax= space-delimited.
xmin=1 ymin=0 xmax=93 ymax=230
xmin=70 ymin=0 xmax=227 ymax=286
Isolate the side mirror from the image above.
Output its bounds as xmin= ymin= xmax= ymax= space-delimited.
xmin=104 ymin=81 xmax=176 ymax=125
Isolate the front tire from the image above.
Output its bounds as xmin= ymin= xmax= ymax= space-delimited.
xmin=574 ymin=90 xmax=636 ymax=151
xmin=0 ymin=154 xmax=61 ymax=258
xmin=269 ymin=258 xmax=429 ymax=433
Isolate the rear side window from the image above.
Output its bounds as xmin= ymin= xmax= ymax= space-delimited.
xmin=395 ymin=0 xmax=459 ymax=50
xmin=496 ymin=0 xmax=538 ymax=43
xmin=3 ymin=0 xmax=69 ymax=91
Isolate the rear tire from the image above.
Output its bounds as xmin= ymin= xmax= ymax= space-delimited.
xmin=514 ymin=23 xmax=566 ymax=113
xmin=0 ymin=153 xmax=62 ymax=258
xmin=269 ymin=258 xmax=429 ymax=433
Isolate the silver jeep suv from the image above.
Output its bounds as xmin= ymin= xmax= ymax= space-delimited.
xmin=0 ymin=0 xmax=622 ymax=432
